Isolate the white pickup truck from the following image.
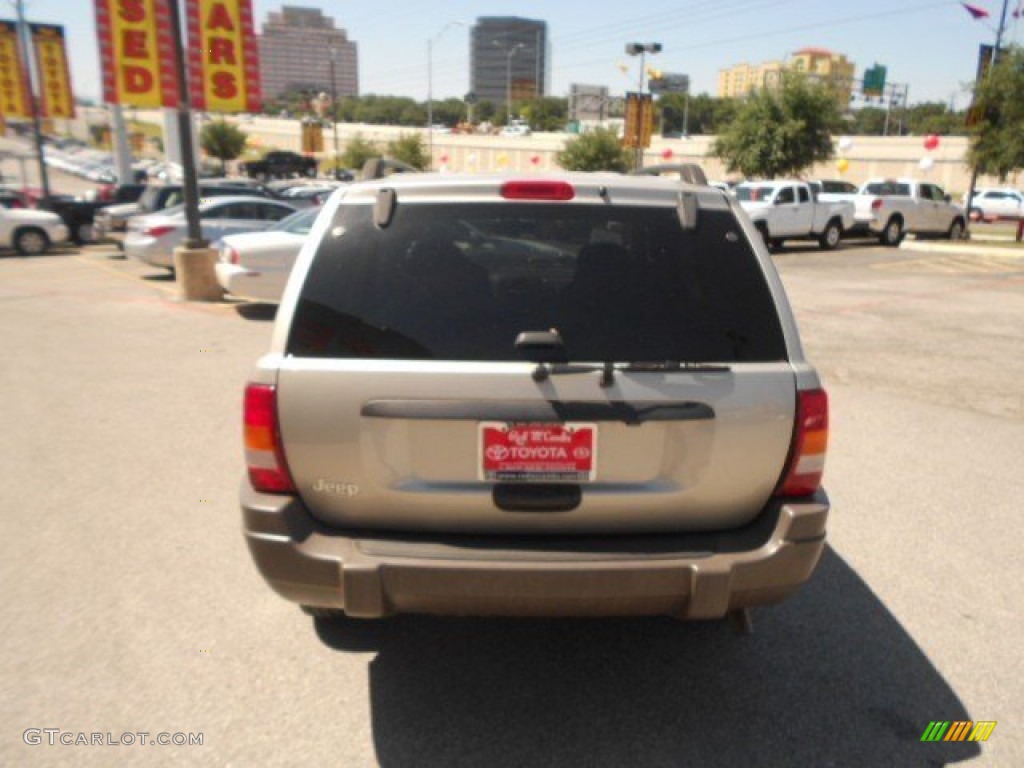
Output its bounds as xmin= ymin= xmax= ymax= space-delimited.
xmin=735 ymin=180 xmax=855 ymax=250
xmin=854 ymin=178 xmax=966 ymax=246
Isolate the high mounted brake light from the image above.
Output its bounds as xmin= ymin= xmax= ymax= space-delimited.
xmin=774 ymin=388 xmax=828 ymax=497
xmin=244 ymin=383 xmax=295 ymax=493
xmin=500 ymin=181 xmax=575 ymax=201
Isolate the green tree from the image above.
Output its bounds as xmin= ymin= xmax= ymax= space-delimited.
xmin=556 ymin=126 xmax=632 ymax=172
xmin=712 ymin=74 xmax=840 ymax=178
xmin=517 ymin=97 xmax=569 ymax=132
xmin=385 ymin=133 xmax=429 ymax=170
xmin=199 ymin=119 xmax=248 ymax=175
xmin=969 ymin=45 xmax=1024 ymax=180
xmin=341 ymin=133 xmax=380 ymax=170
xmin=849 ymin=107 xmax=887 ymax=135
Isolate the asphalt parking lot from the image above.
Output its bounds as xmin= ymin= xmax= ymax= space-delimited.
xmin=1 ymin=240 xmax=1021 ymax=767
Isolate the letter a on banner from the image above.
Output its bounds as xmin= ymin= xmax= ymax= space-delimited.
xmin=186 ymin=0 xmax=261 ymax=113
xmin=0 ymin=20 xmax=33 ymax=119
xmin=30 ymin=24 xmax=75 ymax=119
xmin=94 ymin=0 xmax=181 ymax=108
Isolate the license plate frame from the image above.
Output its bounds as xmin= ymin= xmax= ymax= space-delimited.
xmin=478 ymin=422 xmax=597 ymax=483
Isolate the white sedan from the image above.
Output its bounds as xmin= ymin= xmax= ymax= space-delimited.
xmin=0 ymin=206 xmax=69 ymax=255
xmin=963 ymin=188 xmax=1024 ymax=221
xmin=124 ymin=196 xmax=297 ymax=269
xmin=215 ymin=206 xmax=320 ymax=302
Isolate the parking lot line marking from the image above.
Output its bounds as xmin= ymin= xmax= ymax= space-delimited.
xmin=74 ymin=255 xmax=178 ymax=297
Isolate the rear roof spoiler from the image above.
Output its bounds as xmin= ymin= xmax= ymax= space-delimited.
xmin=630 ymin=163 xmax=709 ymax=187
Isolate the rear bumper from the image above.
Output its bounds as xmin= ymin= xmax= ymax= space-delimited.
xmin=215 ymin=262 xmax=283 ymax=303
xmin=242 ymin=483 xmax=829 ymax=619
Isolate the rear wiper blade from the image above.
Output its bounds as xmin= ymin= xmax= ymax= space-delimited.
xmin=622 ymin=361 xmax=733 ymax=373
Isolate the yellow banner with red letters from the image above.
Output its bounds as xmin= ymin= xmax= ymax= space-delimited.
xmin=94 ymin=0 xmax=181 ymax=108
xmin=0 ymin=21 xmax=32 ymax=119
xmin=185 ymin=0 xmax=261 ymax=113
xmin=30 ymin=24 xmax=75 ymax=119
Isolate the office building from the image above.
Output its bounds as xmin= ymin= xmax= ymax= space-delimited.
xmin=258 ymin=6 xmax=358 ymax=101
xmin=470 ymin=17 xmax=549 ymax=106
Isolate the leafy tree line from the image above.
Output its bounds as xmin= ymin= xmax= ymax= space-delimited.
xmin=263 ymin=88 xmax=970 ymax=137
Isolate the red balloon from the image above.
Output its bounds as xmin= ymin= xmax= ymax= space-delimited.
xmin=923 ymin=134 xmax=940 ymax=151
xmin=439 ymin=154 xmax=449 ymax=163
xmin=661 ymin=148 xmax=674 ymax=160
xmin=530 ymin=154 xmax=540 ymax=165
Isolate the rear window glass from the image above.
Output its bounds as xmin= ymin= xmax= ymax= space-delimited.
xmin=864 ymin=182 xmax=911 ymax=196
xmin=734 ymin=186 xmax=775 ymax=202
xmin=286 ymin=202 xmax=787 ymax=363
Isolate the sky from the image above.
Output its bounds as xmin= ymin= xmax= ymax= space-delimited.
xmin=14 ymin=0 xmax=1024 ymax=110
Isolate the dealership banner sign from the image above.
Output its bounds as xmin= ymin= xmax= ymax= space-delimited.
xmin=95 ymin=0 xmax=181 ymax=108
xmin=0 ymin=21 xmax=32 ymax=118
xmin=185 ymin=0 xmax=261 ymax=112
xmin=30 ymin=24 xmax=75 ymax=118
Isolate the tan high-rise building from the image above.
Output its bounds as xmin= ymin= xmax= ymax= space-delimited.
xmin=258 ymin=6 xmax=358 ymax=101
xmin=717 ymin=60 xmax=785 ymax=98
xmin=718 ymin=48 xmax=855 ymax=103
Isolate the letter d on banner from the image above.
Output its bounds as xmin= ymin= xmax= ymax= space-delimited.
xmin=94 ymin=0 xmax=182 ymax=107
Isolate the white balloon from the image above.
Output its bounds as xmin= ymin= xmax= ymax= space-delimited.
xmin=838 ymin=136 xmax=853 ymax=151
xmin=918 ymin=156 xmax=935 ymax=172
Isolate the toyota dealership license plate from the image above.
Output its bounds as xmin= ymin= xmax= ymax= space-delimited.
xmin=479 ymin=422 xmax=597 ymax=482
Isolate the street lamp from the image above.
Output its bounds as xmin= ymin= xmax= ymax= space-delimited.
xmin=427 ymin=21 xmax=467 ymax=164
xmin=625 ymin=42 xmax=661 ymax=169
xmin=328 ymin=48 xmax=340 ymax=178
xmin=505 ymin=43 xmax=525 ymax=125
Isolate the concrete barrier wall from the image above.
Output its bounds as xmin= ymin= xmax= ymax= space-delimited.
xmin=121 ymin=111 xmax=1024 ymax=195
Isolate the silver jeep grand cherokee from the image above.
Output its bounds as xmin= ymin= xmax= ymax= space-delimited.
xmin=242 ymin=174 xmax=829 ymax=624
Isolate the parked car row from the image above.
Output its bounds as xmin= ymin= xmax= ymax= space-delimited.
xmin=728 ymin=177 xmax=965 ymax=249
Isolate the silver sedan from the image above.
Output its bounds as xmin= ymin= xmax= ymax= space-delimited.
xmin=124 ymin=196 xmax=298 ymax=269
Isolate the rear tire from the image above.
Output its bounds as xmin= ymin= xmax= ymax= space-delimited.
xmin=74 ymin=222 xmax=94 ymax=244
xmin=818 ymin=220 xmax=842 ymax=250
xmin=301 ymin=606 xmax=346 ymax=619
xmin=947 ymin=218 xmax=965 ymax=241
xmin=879 ymin=217 xmax=903 ymax=247
xmin=14 ymin=227 xmax=50 ymax=256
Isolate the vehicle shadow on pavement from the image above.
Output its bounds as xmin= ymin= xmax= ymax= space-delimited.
xmin=234 ymin=303 xmax=277 ymax=322
xmin=315 ymin=547 xmax=979 ymax=767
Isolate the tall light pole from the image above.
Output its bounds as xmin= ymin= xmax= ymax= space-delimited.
xmin=625 ymin=42 xmax=661 ymax=169
xmin=505 ymin=43 xmax=525 ymax=124
xmin=329 ymin=48 xmax=340 ymax=177
xmin=14 ymin=0 xmax=51 ymax=207
xmin=427 ymin=21 xmax=466 ymax=165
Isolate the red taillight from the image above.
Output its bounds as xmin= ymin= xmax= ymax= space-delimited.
xmin=871 ymin=199 xmax=883 ymax=210
xmin=774 ymin=388 xmax=829 ymax=498
xmin=500 ymin=180 xmax=575 ymax=201
xmin=221 ymin=245 xmax=240 ymax=265
xmin=244 ymin=383 xmax=295 ymax=494
xmin=144 ymin=225 xmax=176 ymax=237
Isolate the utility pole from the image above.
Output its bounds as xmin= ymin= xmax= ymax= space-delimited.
xmin=14 ymin=0 xmax=51 ymax=207
xmin=965 ymin=0 xmax=1011 ymax=237
xmin=625 ymin=42 xmax=661 ymax=169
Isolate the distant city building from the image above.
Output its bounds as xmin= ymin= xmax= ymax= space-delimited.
xmin=470 ymin=17 xmax=549 ymax=106
xmin=258 ymin=6 xmax=358 ymax=101
xmin=718 ymin=48 xmax=855 ymax=103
